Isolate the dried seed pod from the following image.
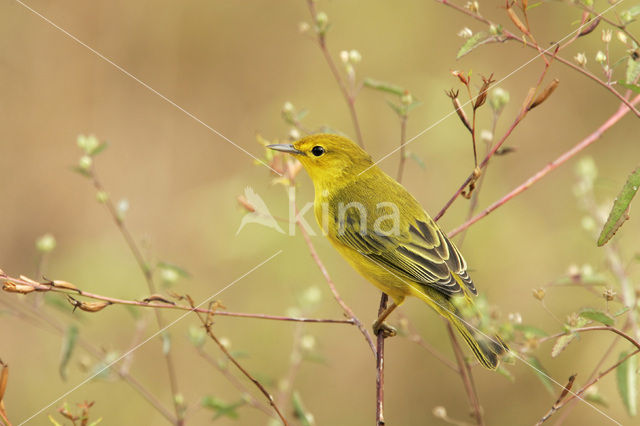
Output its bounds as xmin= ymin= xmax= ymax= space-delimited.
xmin=3 ymin=281 xmax=36 ymax=294
xmin=474 ymin=74 xmax=495 ymax=110
xmin=507 ymin=6 xmax=529 ymax=35
xmin=143 ymin=294 xmax=175 ymax=305
xmin=578 ymin=16 xmax=601 ymax=38
xmin=446 ymin=89 xmax=472 ymax=132
xmin=52 ymin=280 xmax=80 ymax=292
xmin=529 ymin=79 xmax=560 ymax=110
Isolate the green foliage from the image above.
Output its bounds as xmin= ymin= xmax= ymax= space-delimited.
xmin=616 ymin=352 xmax=638 ymax=416
xmin=292 ymin=391 xmax=315 ymax=426
xmin=527 ymin=356 xmax=554 ymax=394
xmin=59 ymin=325 xmax=79 ymax=380
xmin=597 ymin=166 xmax=640 ymax=246
xmin=457 ymin=32 xmax=491 ymax=59
xmin=201 ymin=396 xmax=244 ymax=420
xmin=579 ymin=308 xmax=614 ymax=326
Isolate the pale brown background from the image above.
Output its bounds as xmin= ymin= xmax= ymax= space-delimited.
xmin=1 ymin=0 xmax=639 ymax=425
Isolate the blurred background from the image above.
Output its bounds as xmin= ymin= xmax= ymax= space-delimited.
xmin=1 ymin=0 xmax=639 ymax=425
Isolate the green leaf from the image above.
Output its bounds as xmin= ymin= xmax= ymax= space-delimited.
xmin=89 ymin=141 xmax=109 ymax=157
xmin=407 ymin=151 xmax=426 ymax=170
xmin=552 ymin=333 xmax=577 ymax=358
xmin=528 ymin=356 xmax=554 ymax=394
xmin=625 ymin=5 xmax=640 ymax=19
xmin=597 ymin=167 xmax=640 ymax=246
xmin=496 ymin=365 xmax=515 ymax=382
xmin=514 ymin=324 xmax=548 ymax=338
xmin=457 ymin=32 xmax=491 ymax=59
xmin=59 ymin=325 xmax=79 ymax=380
xmin=363 ymin=78 xmax=405 ymax=96
xmin=618 ymin=81 xmax=640 ymax=94
xmin=614 ymin=307 xmax=631 ymax=317
xmin=585 ymin=389 xmax=608 ymax=407
xmin=201 ymin=396 xmax=243 ymax=420
xmin=292 ymin=391 xmax=314 ymax=426
xmin=616 ymin=351 xmax=638 ymax=416
xmin=579 ymin=308 xmax=614 ymax=326
xmin=385 ymin=100 xmax=403 ymax=116
xmin=626 ymin=56 xmax=640 ymax=85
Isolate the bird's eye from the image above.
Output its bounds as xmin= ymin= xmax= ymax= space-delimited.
xmin=311 ymin=146 xmax=325 ymax=157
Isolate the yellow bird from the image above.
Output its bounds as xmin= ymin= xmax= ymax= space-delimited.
xmin=269 ymin=134 xmax=508 ymax=369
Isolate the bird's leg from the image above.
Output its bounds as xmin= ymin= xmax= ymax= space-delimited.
xmin=372 ymin=302 xmax=398 ymax=337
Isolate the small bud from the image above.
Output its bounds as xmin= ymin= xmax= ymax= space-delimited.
xmin=300 ymin=335 xmax=316 ymax=351
xmin=433 ymin=406 xmax=447 ymax=419
xmin=595 ymin=51 xmax=607 ymax=64
xmin=340 ymin=50 xmax=349 ymax=64
xmin=288 ymin=128 xmax=301 ymax=141
xmin=36 ymin=233 xmax=56 ymax=253
xmin=480 ymin=130 xmax=493 ymax=144
xmin=574 ymin=52 xmax=587 ymax=67
xmin=489 ymin=87 xmax=510 ymax=112
xmin=315 ymin=11 xmax=328 ymax=31
xmin=621 ymin=10 xmax=633 ymax=24
xmin=602 ymin=29 xmax=612 ymax=43
xmin=489 ymin=24 xmax=502 ymax=36
xmin=188 ymin=325 xmax=206 ymax=347
xmin=508 ymin=312 xmax=523 ymax=324
xmin=116 ymin=199 xmax=129 ymax=219
xmin=451 ymin=70 xmax=468 ymax=85
xmin=465 ymin=1 xmax=479 ymax=13
xmin=348 ymin=49 xmax=362 ymax=64
xmin=302 ymin=286 xmax=322 ymax=306
xmin=567 ymin=264 xmax=580 ymax=278
xmin=298 ymin=22 xmax=310 ymax=34
xmin=401 ymin=91 xmax=413 ymax=105
xmin=219 ymin=337 xmax=231 ymax=349
xmin=282 ymin=102 xmax=294 ymax=113
xmin=458 ymin=27 xmax=473 ymax=39
xmin=581 ymin=264 xmax=593 ymax=277
xmin=160 ymin=267 xmax=179 ymax=284
xmin=581 ymin=216 xmax=596 ymax=232
xmin=78 ymin=155 xmax=92 ymax=171
xmin=96 ymin=191 xmax=109 ymax=204
xmin=603 ymin=288 xmax=616 ymax=302
xmin=174 ymin=393 xmax=185 ymax=407
xmin=532 ymin=288 xmax=546 ymax=301
xmin=617 ymin=31 xmax=628 ymax=44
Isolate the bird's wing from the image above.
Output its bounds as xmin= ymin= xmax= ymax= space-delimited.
xmin=334 ymin=208 xmax=476 ymax=296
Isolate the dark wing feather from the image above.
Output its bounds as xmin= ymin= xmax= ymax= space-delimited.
xmin=335 ymin=209 xmax=476 ymax=296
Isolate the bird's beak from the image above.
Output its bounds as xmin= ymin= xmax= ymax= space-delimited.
xmin=267 ymin=144 xmax=303 ymax=155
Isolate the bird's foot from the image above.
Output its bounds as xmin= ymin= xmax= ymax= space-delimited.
xmin=373 ymin=321 xmax=397 ymax=338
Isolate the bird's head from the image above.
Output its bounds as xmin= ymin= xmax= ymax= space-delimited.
xmin=268 ymin=134 xmax=373 ymax=186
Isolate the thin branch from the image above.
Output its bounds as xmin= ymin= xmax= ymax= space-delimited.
xmin=192 ymin=303 xmax=289 ymax=425
xmin=537 ymin=349 xmax=640 ymax=425
xmin=375 ymin=293 xmax=388 ymax=426
xmin=396 ymin=115 xmax=408 ymax=183
xmin=0 ymin=273 xmax=355 ymax=324
xmin=551 ymin=335 xmax=620 ymax=425
xmin=89 ymin=169 xmax=183 ymax=424
xmin=435 ymin=0 xmax=640 ymax=117
xmin=306 ymin=0 xmax=365 ymax=147
xmin=294 ymin=212 xmax=377 ymax=355
xmin=197 ymin=348 xmax=274 ymax=418
xmin=448 ymin=94 xmax=640 ymax=237
xmin=0 ymin=297 xmax=177 ymax=423
xmin=446 ymin=323 xmax=484 ymax=426
xmin=397 ymin=311 xmax=459 ymax=372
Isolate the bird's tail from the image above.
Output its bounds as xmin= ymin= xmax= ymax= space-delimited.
xmin=445 ymin=304 xmax=509 ymax=370
xmin=415 ymin=286 xmax=509 ymax=370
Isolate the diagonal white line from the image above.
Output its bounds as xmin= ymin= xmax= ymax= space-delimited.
xmin=17 ymin=250 xmax=283 ymax=425
xmin=366 ymin=256 xmax=622 ymax=425
xmin=12 ymin=0 xmax=282 ymax=176
xmin=360 ymin=1 xmax=626 ymax=175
